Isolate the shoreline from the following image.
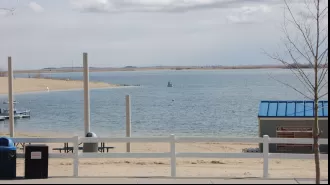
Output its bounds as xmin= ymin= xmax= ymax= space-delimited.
xmin=11 ymin=66 xmax=315 ymax=74
xmin=0 ymin=77 xmax=130 ymax=96
xmin=0 ymin=127 xmax=260 ymax=138
xmin=0 ymin=85 xmax=138 ymax=97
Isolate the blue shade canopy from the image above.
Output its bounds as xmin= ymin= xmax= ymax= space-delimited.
xmin=258 ymin=101 xmax=329 ymax=118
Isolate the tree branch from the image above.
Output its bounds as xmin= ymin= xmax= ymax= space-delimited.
xmin=319 ymin=6 xmax=328 ymax=17
xmin=269 ymin=74 xmax=313 ymax=100
xmin=283 ymin=25 xmax=314 ymax=66
xmin=319 ymin=67 xmax=329 ymax=84
xmin=284 ymin=0 xmax=317 ymax=57
xmin=264 ymin=50 xmax=316 ymax=95
xmin=314 ymin=0 xmax=319 ymax=10
xmin=319 ymin=92 xmax=329 ymax=99
xmin=318 ymin=35 xmax=328 ymax=48
xmin=318 ymin=79 xmax=328 ymax=93
xmin=318 ymin=48 xmax=329 ymax=60
xmin=283 ymin=43 xmax=316 ymax=90
xmin=305 ymin=0 xmax=318 ymax=20
xmin=317 ymin=44 xmax=328 ymax=87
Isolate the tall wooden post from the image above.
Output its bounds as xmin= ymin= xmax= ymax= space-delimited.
xmin=83 ymin=53 xmax=90 ymax=136
xmin=126 ymin=95 xmax=131 ymax=152
xmin=8 ymin=57 xmax=14 ymax=137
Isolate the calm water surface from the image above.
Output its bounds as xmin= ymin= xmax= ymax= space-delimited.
xmin=0 ymin=69 xmax=327 ymax=137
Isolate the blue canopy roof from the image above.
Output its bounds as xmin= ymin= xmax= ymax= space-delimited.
xmin=258 ymin=101 xmax=328 ymax=118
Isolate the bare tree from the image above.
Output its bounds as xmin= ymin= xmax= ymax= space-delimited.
xmin=265 ymin=0 xmax=328 ymax=184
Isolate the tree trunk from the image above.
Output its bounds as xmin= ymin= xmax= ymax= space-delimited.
xmin=314 ymin=0 xmax=321 ymax=181
xmin=314 ymin=99 xmax=321 ymax=184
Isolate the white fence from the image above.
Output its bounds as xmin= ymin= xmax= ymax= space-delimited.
xmin=11 ymin=135 xmax=328 ymax=178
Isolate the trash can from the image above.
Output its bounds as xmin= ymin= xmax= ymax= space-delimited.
xmin=25 ymin=144 xmax=49 ymax=179
xmin=83 ymin=132 xmax=98 ymax=153
xmin=0 ymin=137 xmax=16 ymax=179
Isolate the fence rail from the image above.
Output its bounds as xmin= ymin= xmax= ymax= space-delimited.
xmin=269 ymin=138 xmax=328 ymax=144
xmin=175 ymin=137 xmax=263 ymax=143
xmin=80 ymin=136 xmax=170 ymax=143
xmin=11 ymin=135 xmax=328 ymax=178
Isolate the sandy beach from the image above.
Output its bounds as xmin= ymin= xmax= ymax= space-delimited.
xmin=0 ymin=132 xmax=328 ymax=178
xmin=0 ymin=77 xmax=120 ymax=95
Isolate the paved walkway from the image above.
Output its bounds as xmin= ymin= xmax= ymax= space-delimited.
xmin=0 ymin=178 xmax=328 ymax=184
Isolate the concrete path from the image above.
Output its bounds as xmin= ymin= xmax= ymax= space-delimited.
xmin=0 ymin=178 xmax=328 ymax=184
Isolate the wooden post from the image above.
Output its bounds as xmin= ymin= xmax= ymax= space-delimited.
xmin=8 ymin=57 xmax=14 ymax=137
xmin=263 ymin=135 xmax=270 ymax=178
xmin=170 ymin=134 xmax=176 ymax=177
xmin=83 ymin=53 xmax=90 ymax=136
xmin=126 ymin=95 xmax=131 ymax=152
xmin=73 ymin=136 xmax=79 ymax=177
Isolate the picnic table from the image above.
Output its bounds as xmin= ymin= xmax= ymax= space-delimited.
xmin=14 ymin=142 xmax=31 ymax=151
xmin=53 ymin=142 xmax=115 ymax=153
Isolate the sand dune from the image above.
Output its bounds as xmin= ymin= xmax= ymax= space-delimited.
xmin=0 ymin=77 xmax=120 ymax=95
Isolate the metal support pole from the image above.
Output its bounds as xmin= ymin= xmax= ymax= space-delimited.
xmin=126 ymin=95 xmax=131 ymax=152
xmin=83 ymin=53 xmax=90 ymax=136
xmin=8 ymin=57 xmax=14 ymax=137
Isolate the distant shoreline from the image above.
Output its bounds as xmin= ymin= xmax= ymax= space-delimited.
xmin=8 ymin=65 xmax=319 ymax=74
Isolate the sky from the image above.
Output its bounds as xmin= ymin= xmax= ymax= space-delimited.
xmin=0 ymin=0 xmax=327 ymax=69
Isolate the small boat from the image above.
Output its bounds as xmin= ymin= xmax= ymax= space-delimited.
xmin=167 ymin=81 xmax=173 ymax=88
xmin=3 ymin=101 xmax=18 ymax=104
xmin=0 ymin=101 xmax=31 ymax=120
xmin=1 ymin=114 xmax=31 ymax=120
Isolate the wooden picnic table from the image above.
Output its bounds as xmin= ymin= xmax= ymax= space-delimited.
xmin=14 ymin=142 xmax=31 ymax=151
xmin=53 ymin=142 xmax=114 ymax=153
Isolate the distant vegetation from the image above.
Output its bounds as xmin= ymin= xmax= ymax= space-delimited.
xmin=43 ymin=67 xmax=106 ymax=70
xmin=124 ymin=66 xmax=137 ymax=68
xmin=11 ymin=64 xmax=328 ymax=75
xmin=31 ymin=73 xmax=71 ymax=81
xmin=285 ymin=63 xmax=328 ymax=69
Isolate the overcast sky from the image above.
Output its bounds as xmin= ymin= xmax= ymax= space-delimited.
xmin=0 ymin=0 xmax=326 ymax=69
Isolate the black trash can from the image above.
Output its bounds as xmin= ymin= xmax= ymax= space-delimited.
xmin=83 ymin=132 xmax=98 ymax=153
xmin=25 ymin=144 xmax=49 ymax=179
xmin=0 ymin=137 xmax=16 ymax=179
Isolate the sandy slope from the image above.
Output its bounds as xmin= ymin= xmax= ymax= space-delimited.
xmin=0 ymin=77 xmax=120 ymax=95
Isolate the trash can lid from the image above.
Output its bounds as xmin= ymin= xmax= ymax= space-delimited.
xmin=0 ymin=137 xmax=16 ymax=151
xmin=86 ymin=132 xmax=97 ymax=137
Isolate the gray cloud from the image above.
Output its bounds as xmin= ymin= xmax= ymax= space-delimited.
xmin=0 ymin=0 xmax=304 ymax=69
xmin=226 ymin=5 xmax=272 ymax=24
xmin=70 ymin=0 xmax=282 ymax=13
xmin=28 ymin=2 xmax=44 ymax=13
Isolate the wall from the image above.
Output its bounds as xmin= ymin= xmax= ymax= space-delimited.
xmin=259 ymin=119 xmax=328 ymax=153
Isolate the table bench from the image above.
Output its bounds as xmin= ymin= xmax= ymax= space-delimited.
xmin=53 ymin=142 xmax=115 ymax=153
